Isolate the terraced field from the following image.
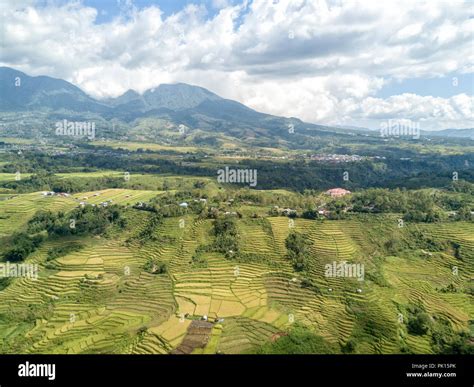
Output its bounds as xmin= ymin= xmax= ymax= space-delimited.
xmin=0 ymin=192 xmax=76 ymax=237
xmin=0 ymin=191 xmax=472 ymax=354
xmin=0 ymin=173 xmax=32 ymax=182
xmin=55 ymin=171 xmax=122 ymax=179
xmin=91 ymin=140 xmax=202 ymax=154
xmin=72 ymin=188 xmax=161 ymax=206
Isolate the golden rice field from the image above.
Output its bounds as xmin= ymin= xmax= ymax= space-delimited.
xmin=0 ymin=189 xmax=472 ymax=354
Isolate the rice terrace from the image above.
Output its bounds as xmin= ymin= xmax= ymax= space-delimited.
xmin=0 ymin=159 xmax=472 ymax=355
xmin=0 ymin=3 xmax=472 ymax=385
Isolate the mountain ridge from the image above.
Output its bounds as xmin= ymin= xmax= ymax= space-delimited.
xmin=0 ymin=67 xmax=472 ymax=143
xmin=0 ymin=66 xmax=338 ymax=146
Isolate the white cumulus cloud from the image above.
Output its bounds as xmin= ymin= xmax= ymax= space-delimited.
xmin=0 ymin=0 xmax=472 ymax=130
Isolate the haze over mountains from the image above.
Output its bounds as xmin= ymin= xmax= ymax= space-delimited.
xmin=0 ymin=67 xmax=472 ymax=142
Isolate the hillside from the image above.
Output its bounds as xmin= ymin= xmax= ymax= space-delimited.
xmin=0 ymin=172 xmax=472 ymax=354
xmin=422 ymin=128 xmax=474 ymax=139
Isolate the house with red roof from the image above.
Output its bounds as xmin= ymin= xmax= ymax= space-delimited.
xmin=325 ymin=188 xmax=351 ymax=197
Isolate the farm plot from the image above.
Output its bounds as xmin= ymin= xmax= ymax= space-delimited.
xmin=0 ymin=192 xmax=77 ymax=236
xmin=72 ymin=188 xmax=161 ymax=206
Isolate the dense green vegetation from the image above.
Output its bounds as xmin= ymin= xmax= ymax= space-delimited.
xmin=2 ymin=232 xmax=44 ymax=262
xmin=27 ymin=206 xmax=125 ymax=236
xmin=285 ymin=232 xmax=310 ymax=271
xmin=2 ymin=141 xmax=473 ymax=194
xmin=255 ymin=325 xmax=338 ymax=354
xmin=212 ymin=217 xmax=240 ymax=258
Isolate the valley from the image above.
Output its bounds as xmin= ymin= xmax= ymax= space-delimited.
xmin=0 ymin=135 xmax=472 ymax=354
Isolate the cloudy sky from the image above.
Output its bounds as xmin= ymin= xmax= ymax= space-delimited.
xmin=1 ymin=0 xmax=473 ymax=130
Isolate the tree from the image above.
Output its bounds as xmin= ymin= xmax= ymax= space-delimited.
xmin=285 ymin=232 xmax=310 ymax=271
xmin=2 ymin=233 xmax=44 ymax=262
xmin=212 ymin=217 xmax=239 ymax=257
xmin=407 ymin=308 xmax=431 ymax=335
xmin=457 ymin=205 xmax=472 ymax=221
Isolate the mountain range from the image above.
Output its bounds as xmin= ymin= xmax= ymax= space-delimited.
xmin=0 ymin=67 xmax=472 ymax=145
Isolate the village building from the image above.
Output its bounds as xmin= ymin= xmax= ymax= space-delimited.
xmin=325 ymin=188 xmax=351 ymax=197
